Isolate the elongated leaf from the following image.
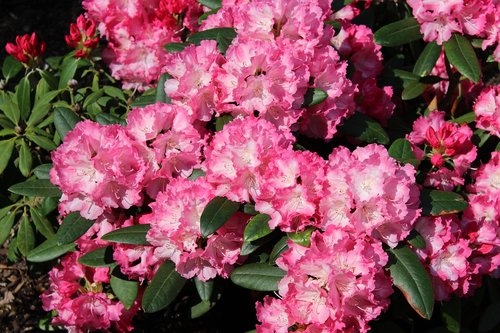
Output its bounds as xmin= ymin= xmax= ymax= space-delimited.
xmin=188 ymin=28 xmax=237 ymax=46
xmin=244 ymin=214 xmax=272 ymax=242
xmin=56 ymin=212 xmax=94 ymax=245
xmin=17 ymin=213 xmax=35 ymax=256
xmin=9 ymin=179 xmax=61 ymax=197
xmin=111 ymin=269 xmax=139 ymax=309
xmin=386 ymin=245 xmax=434 ymax=319
xmin=78 ymin=246 xmax=115 ymax=267
xmin=441 ymin=296 xmax=461 ymax=333
xmin=413 ymin=42 xmax=442 ymax=76
xmin=452 ymin=112 xmax=475 ymax=124
xmin=191 ymin=301 xmax=216 ymax=319
xmin=0 ymin=139 xmax=16 ymax=174
xmin=101 ymin=224 xmax=151 ymax=245
xmin=406 ymin=229 xmax=426 ymax=249
xmin=200 ymin=197 xmax=240 ymax=237
xmin=288 ymin=228 xmax=314 ymax=247
xmin=103 ymin=86 xmax=125 ymax=101
xmin=216 ymin=33 xmax=233 ymax=54
xmin=269 ymin=236 xmax=288 ymax=264
xmin=28 ymin=89 xmax=61 ymax=126
xmin=388 ymin=138 xmax=419 ymax=167
xmin=402 ymin=80 xmax=428 ymax=100
xmin=231 ymin=263 xmax=285 ymax=291
xmin=142 ymin=261 xmax=186 ymax=313
xmin=339 ymin=112 xmax=390 ymax=144
xmin=27 ymin=237 xmax=75 ymax=262
xmin=0 ymin=91 xmax=20 ymax=125
xmin=33 ymin=163 xmax=52 ymax=180
xmin=198 ymin=0 xmax=221 ymax=9
xmin=195 ymin=278 xmax=214 ymax=302
xmin=30 ymin=208 xmax=55 ymax=239
xmin=374 ymin=18 xmax=422 ymax=47
xmin=19 ymin=139 xmax=32 ymax=177
xmin=130 ymin=94 xmax=156 ymax=108
xmin=156 ymin=73 xmax=171 ymax=103
xmin=16 ymin=76 xmax=31 ymax=121
xmin=444 ymin=34 xmax=481 ymax=83
xmin=164 ymin=42 xmax=191 ymax=53
xmin=95 ymin=113 xmax=124 ymax=125
xmin=53 ymin=107 xmax=80 ymax=139
xmin=421 ymin=190 xmax=468 ymax=216
xmin=58 ymin=58 xmax=79 ymax=89
xmin=2 ymin=56 xmax=23 ymax=80
xmin=0 ymin=209 xmax=16 ymax=246
xmin=25 ymin=133 xmax=57 ymax=151
xmin=303 ymin=88 xmax=328 ymax=107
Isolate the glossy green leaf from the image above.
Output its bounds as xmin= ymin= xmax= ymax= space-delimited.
xmin=25 ymin=133 xmax=57 ymax=151
xmin=0 ymin=138 xmax=16 ymax=174
xmin=374 ymin=18 xmax=422 ymax=47
xmin=406 ymin=229 xmax=426 ymax=249
xmin=452 ymin=112 xmax=475 ymax=124
xmin=421 ymin=190 xmax=468 ymax=216
xmin=55 ymin=212 xmax=94 ymax=245
xmin=53 ymin=107 xmax=80 ymax=139
xmin=288 ymin=228 xmax=314 ymax=247
xmin=188 ymin=169 xmax=206 ymax=181
xmin=58 ymin=58 xmax=79 ymax=89
xmin=200 ymin=197 xmax=240 ymax=237
xmin=2 ymin=56 xmax=23 ymax=80
xmin=215 ymin=114 xmax=234 ymax=131
xmin=101 ymin=224 xmax=151 ymax=245
xmin=28 ymin=89 xmax=61 ymax=126
xmin=83 ymin=90 xmax=103 ymax=109
xmin=388 ymin=138 xmax=419 ymax=167
xmin=386 ymin=245 xmax=434 ymax=319
xmin=231 ymin=263 xmax=285 ymax=291
xmin=0 ymin=91 xmax=20 ymax=125
xmin=33 ymin=163 xmax=52 ymax=180
xmin=78 ymin=246 xmax=115 ymax=267
xmin=191 ymin=301 xmax=215 ymax=319
xmin=130 ymin=94 xmax=156 ymax=108
xmin=30 ymin=208 xmax=55 ymax=239
xmin=195 ymin=278 xmax=214 ymax=302
xmin=444 ymin=34 xmax=481 ymax=83
xmin=16 ymin=76 xmax=31 ymax=121
xmin=164 ymin=42 xmax=191 ymax=53
xmin=19 ymin=139 xmax=32 ymax=177
xmin=9 ymin=179 xmax=61 ymax=197
xmin=37 ymin=69 xmax=58 ymax=90
xmin=0 ymin=209 xmax=16 ymax=246
xmin=95 ymin=113 xmax=124 ymax=125
xmin=142 ymin=261 xmax=186 ymax=313
xmin=244 ymin=214 xmax=272 ymax=242
xmin=269 ymin=236 xmax=288 ymax=265
xmin=216 ymin=33 xmax=233 ymax=54
xmin=156 ymin=73 xmax=171 ymax=103
xmin=441 ymin=296 xmax=461 ymax=333
xmin=413 ymin=42 xmax=442 ymax=76
xmin=27 ymin=237 xmax=75 ymax=262
xmin=188 ymin=28 xmax=237 ymax=47
xmin=110 ymin=268 xmax=139 ymax=309
xmin=339 ymin=112 xmax=390 ymax=144
xmin=103 ymin=86 xmax=126 ymax=101
xmin=402 ymin=80 xmax=427 ymax=100
xmin=198 ymin=0 xmax=221 ymax=9
xmin=303 ymin=88 xmax=328 ymax=107
xmin=17 ymin=213 xmax=35 ymax=256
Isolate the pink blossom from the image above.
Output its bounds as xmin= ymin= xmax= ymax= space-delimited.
xmin=473 ymin=85 xmax=500 ymax=137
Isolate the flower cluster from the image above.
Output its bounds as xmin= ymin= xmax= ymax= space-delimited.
xmin=474 ymin=84 xmax=500 ymax=137
xmin=65 ymin=14 xmax=100 ymax=58
xmin=5 ymin=32 xmax=46 ymax=66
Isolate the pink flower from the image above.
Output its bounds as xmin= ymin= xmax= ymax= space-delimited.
xmin=473 ymin=85 xmax=500 ymax=137
xmin=5 ymin=32 xmax=46 ymax=66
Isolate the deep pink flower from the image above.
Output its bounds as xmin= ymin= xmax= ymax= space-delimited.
xmin=5 ymin=32 xmax=46 ymax=66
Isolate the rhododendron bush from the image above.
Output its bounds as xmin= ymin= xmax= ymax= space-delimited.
xmin=0 ymin=0 xmax=499 ymax=332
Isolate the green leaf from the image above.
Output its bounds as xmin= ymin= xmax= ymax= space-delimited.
xmin=339 ymin=112 xmax=390 ymax=144
xmin=17 ymin=213 xmax=35 ymax=256
xmin=288 ymin=228 xmax=314 ymax=247
xmin=269 ymin=236 xmax=288 ymax=265
xmin=164 ymin=42 xmax=190 ymax=53
xmin=78 ymin=246 xmax=115 ymax=267
xmin=444 ymin=34 xmax=481 ymax=83
xmin=30 ymin=208 xmax=55 ymax=239
xmin=83 ymin=90 xmax=104 ymax=109
xmin=198 ymin=8 xmax=219 ymax=24
xmin=303 ymin=88 xmax=328 ymax=107
xmin=33 ymin=163 xmax=52 ymax=180
xmin=374 ymin=18 xmax=422 ymax=47
xmin=191 ymin=300 xmax=216 ymax=319
xmin=101 ymin=224 xmax=151 ymax=245
xmin=198 ymin=0 xmax=221 ymax=9
xmin=188 ymin=169 xmax=206 ymax=181
xmin=37 ymin=69 xmax=58 ymax=90
xmin=413 ymin=42 xmax=442 ymax=76
xmin=216 ymin=33 xmax=233 ymax=54
xmin=187 ymin=28 xmax=237 ymax=47
xmin=244 ymin=214 xmax=272 ymax=242
xmin=478 ymin=301 xmax=500 ymax=332
xmin=58 ymin=58 xmax=79 ymax=89
xmin=130 ymin=94 xmax=156 ymax=108
xmin=27 ymin=237 xmax=75 ymax=262
xmin=421 ymin=190 xmax=468 ymax=216
xmin=406 ymin=229 xmax=426 ymax=249
xmin=103 ymin=86 xmax=126 ymax=101
xmin=9 ymin=179 xmax=61 ymax=197
xmin=110 ymin=268 xmax=139 ymax=309
xmin=53 ymin=107 xmax=80 ymax=139
xmin=95 ymin=113 xmax=124 ymax=125
xmin=441 ymin=296 xmax=461 ymax=333
xmin=386 ymin=244 xmax=434 ymax=319
xmin=452 ymin=112 xmax=475 ymax=124
xmin=16 ymin=76 xmax=31 ymax=121
xmin=55 ymin=212 xmax=94 ymax=245
xmin=2 ymin=56 xmax=23 ymax=81
xmin=388 ymin=138 xmax=419 ymax=167
xmin=230 ymin=263 xmax=285 ymax=291
xmin=0 ymin=209 xmax=16 ymax=246
xmin=0 ymin=138 xmax=16 ymax=174
xmin=402 ymin=80 xmax=428 ymax=100
xmin=0 ymin=91 xmax=20 ymax=125
xmin=215 ymin=114 xmax=234 ymax=131
xmin=28 ymin=89 xmax=61 ymax=126
xmin=156 ymin=73 xmax=171 ymax=103
xmin=19 ymin=139 xmax=32 ymax=177
xmin=25 ymin=133 xmax=57 ymax=151
xmin=142 ymin=261 xmax=186 ymax=313
xmin=200 ymin=196 xmax=240 ymax=237
xmin=195 ymin=278 xmax=214 ymax=302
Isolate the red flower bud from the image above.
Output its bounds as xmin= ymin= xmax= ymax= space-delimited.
xmin=65 ymin=14 xmax=99 ymax=58
xmin=5 ymin=32 xmax=46 ymax=66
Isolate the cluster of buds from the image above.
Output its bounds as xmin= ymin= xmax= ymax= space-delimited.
xmin=65 ymin=15 xmax=99 ymax=58
xmin=5 ymin=32 xmax=46 ymax=67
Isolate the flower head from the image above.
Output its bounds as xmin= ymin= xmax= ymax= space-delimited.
xmin=65 ymin=14 xmax=100 ymax=58
xmin=5 ymin=32 xmax=46 ymax=66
